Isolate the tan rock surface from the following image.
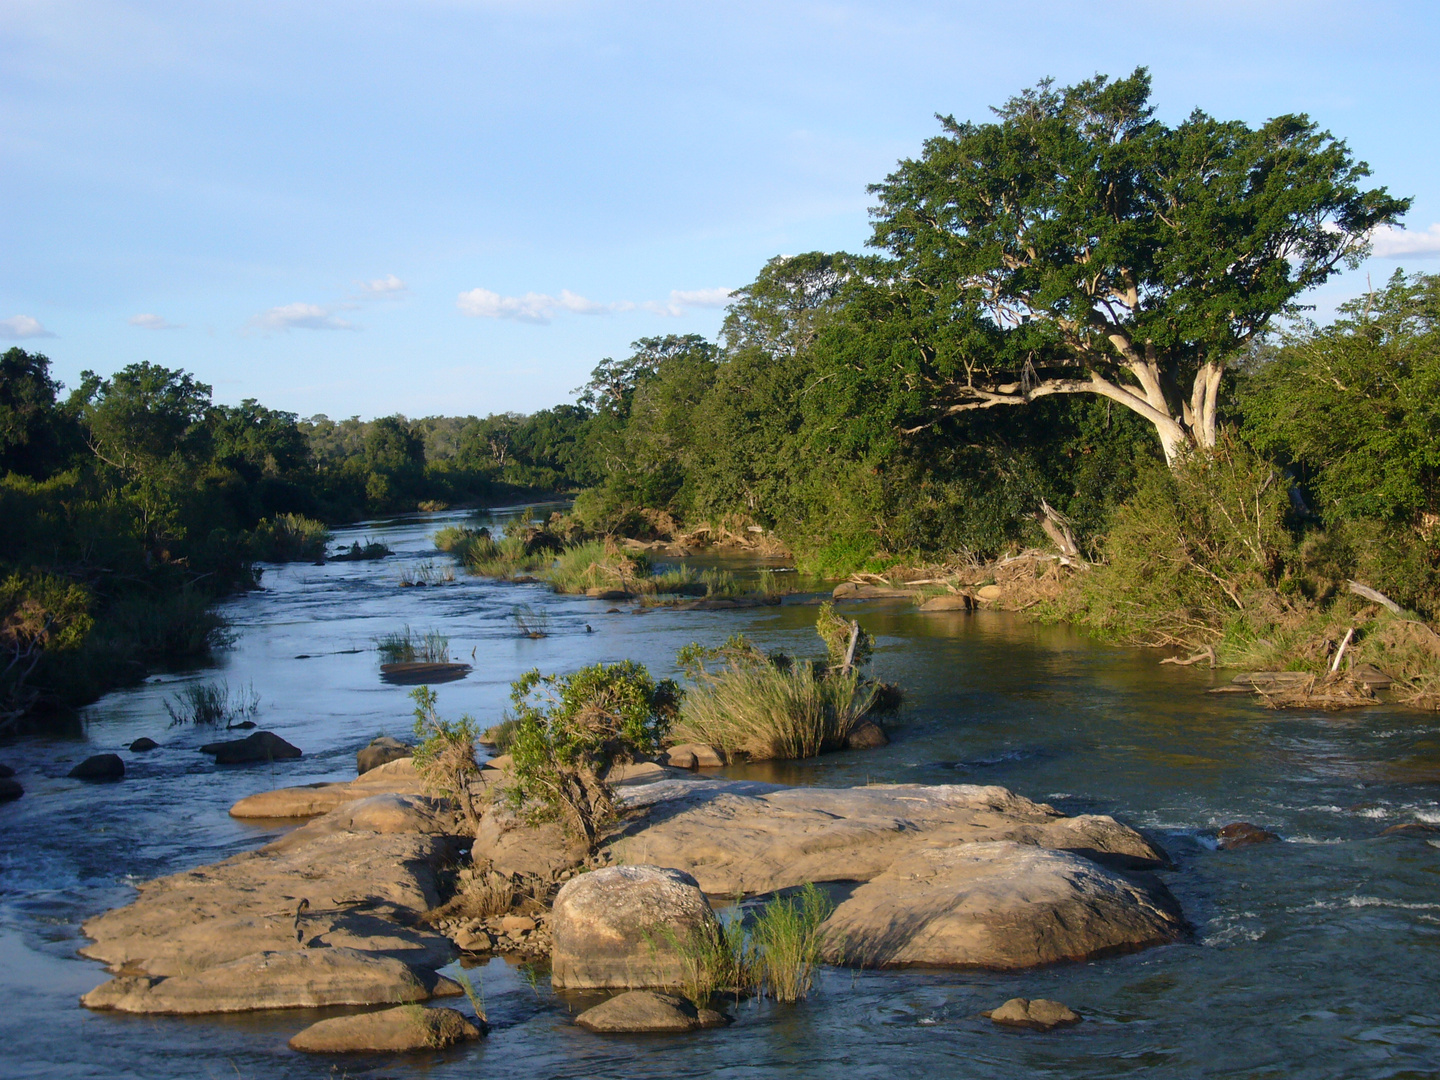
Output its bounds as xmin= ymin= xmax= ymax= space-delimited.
xmin=289 ymin=1004 xmax=482 ymax=1052
xmin=574 ymin=990 xmax=709 ymax=1032
xmin=82 ymin=795 xmax=458 ymax=977
xmin=82 ymin=947 xmax=460 ymax=1014
xmin=550 ymin=865 xmax=717 ymax=989
xmin=604 ymin=780 xmax=1166 ymax=895
xmin=229 ymin=757 xmax=424 ymax=819
xmin=821 ymin=841 xmax=1183 ymax=969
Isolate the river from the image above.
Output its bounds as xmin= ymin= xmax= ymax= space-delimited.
xmin=2 ymin=508 xmax=1438 ymax=1079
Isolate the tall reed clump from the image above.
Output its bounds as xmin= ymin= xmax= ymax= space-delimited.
xmin=376 ymin=626 xmax=450 ymax=664
xmin=165 ymin=680 xmax=260 ymax=726
xmin=545 ymin=540 xmax=649 ymax=594
xmin=670 ymin=630 xmax=877 ymax=760
xmin=667 ymin=912 xmax=757 ymax=1006
xmin=249 ymin=513 xmax=331 ymax=562
xmin=751 ymin=884 xmax=834 ymax=1002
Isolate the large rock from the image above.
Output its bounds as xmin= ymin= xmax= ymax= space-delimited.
xmin=604 ymin=780 xmax=1167 ymax=895
xmin=574 ymin=990 xmax=723 ymax=1033
xmin=359 ymin=736 xmax=412 ymax=775
xmin=229 ymin=757 xmax=424 ymax=818
xmin=69 ymin=753 xmax=125 ymax=781
xmin=1216 ymin=822 xmax=1280 ymax=849
xmin=289 ymin=1005 xmax=482 ymax=1052
xmin=200 ymin=730 xmax=301 ymax=765
xmin=82 ymin=947 xmax=459 ymax=1014
xmin=82 ymin=800 xmax=458 ymax=977
xmin=845 ymin=722 xmax=889 ymax=749
xmin=472 ymin=801 xmax=588 ymax=883
xmin=820 ymin=841 xmax=1184 ymax=969
xmin=920 ymin=594 xmax=974 ymax=611
xmin=0 ymin=778 xmax=22 ymax=802
xmin=129 ymin=737 xmax=159 ymax=752
xmin=550 ymin=865 xmax=717 ymax=989
xmin=0 ymin=763 xmax=13 ymax=778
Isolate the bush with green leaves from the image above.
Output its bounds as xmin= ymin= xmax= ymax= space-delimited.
xmin=410 ymin=686 xmax=481 ymax=825
xmin=504 ymin=661 xmax=681 ymax=849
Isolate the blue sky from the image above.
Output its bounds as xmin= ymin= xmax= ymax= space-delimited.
xmin=3 ymin=0 xmax=1438 ymax=419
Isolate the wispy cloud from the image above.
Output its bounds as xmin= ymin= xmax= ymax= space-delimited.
xmin=457 ymin=288 xmax=609 ymax=323
xmin=1370 ymin=223 xmax=1440 ymax=259
xmin=129 ymin=313 xmax=182 ymax=330
xmin=0 ymin=315 xmax=54 ymax=340
xmin=249 ymin=302 xmax=354 ymax=332
xmin=358 ymin=274 xmax=408 ymax=295
xmin=457 ymin=286 xmax=732 ymax=324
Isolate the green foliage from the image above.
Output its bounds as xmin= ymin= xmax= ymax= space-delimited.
xmin=376 ymin=627 xmax=449 ymax=664
xmin=666 ymin=910 xmax=758 ymax=1006
xmin=249 ymin=513 xmax=329 ymax=562
xmin=410 ymin=686 xmax=481 ymax=824
xmin=751 ymin=884 xmax=834 ymax=1003
xmin=671 ymin=631 xmax=877 ymax=760
xmin=504 ymin=661 xmax=681 ymax=848
xmin=815 ymin=601 xmax=872 ymax=669
xmin=1049 ymin=439 xmax=1294 ymax=647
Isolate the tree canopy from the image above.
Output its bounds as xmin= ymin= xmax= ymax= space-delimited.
xmin=864 ymin=68 xmax=1409 ymax=463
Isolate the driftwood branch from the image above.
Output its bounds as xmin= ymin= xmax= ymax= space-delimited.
xmin=1037 ymin=499 xmax=1081 ymax=560
xmin=841 ymin=622 xmax=860 ymax=675
xmin=1330 ymin=627 xmax=1356 ymax=674
xmin=1160 ymin=645 xmax=1216 ymax=668
xmin=1347 ymin=580 xmax=1402 ymax=615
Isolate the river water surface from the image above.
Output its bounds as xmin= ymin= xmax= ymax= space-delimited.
xmin=2 ymin=509 xmax=1439 ymax=1079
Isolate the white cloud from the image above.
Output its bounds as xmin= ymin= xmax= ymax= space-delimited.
xmin=359 ymin=274 xmax=408 ymax=295
xmin=1369 ymin=223 xmax=1440 ymax=259
xmin=457 ymin=286 xmax=733 ymax=323
xmin=457 ymin=287 xmax=610 ymax=323
xmin=128 ymin=313 xmax=182 ymax=330
xmin=249 ymin=302 xmax=354 ymax=332
xmin=0 ymin=315 xmax=54 ymax=340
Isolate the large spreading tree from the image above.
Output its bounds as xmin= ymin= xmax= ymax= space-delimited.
xmin=866 ymin=68 xmax=1409 ymax=465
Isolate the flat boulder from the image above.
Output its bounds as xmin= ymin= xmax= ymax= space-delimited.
xmin=200 ymin=730 xmax=301 ymax=765
xmin=289 ymin=1004 xmax=483 ymax=1052
xmin=574 ymin=990 xmax=724 ymax=1033
xmin=359 ymin=736 xmax=412 ymax=775
xmin=82 ymin=947 xmax=460 ymax=1014
xmin=606 ymin=780 xmax=1167 ymax=895
xmin=984 ymin=997 xmax=1082 ymax=1031
xmin=821 ymin=841 xmax=1185 ymax=970
xmin=230 ymin=757 xmax=425 ymax=819
xmin=550 ymin=865 xmax=717 ymax=989
xmin=68 ymin=754 xmax=124 ymax=782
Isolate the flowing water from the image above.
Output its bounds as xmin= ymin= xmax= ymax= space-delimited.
xmin=2 ymin=509 xmax=1439 ymax=1079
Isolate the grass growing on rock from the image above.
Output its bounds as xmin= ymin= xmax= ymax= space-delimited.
xmin=752 ymin=884 xmax=834 ymax=1002
xmin=376 ymin=626 xmax=450 ymax=664
xmin=249 ymin=513 xmax=330 ymax=562
xmin=410 ymin=686 xmax=481 ymax=824
xmin=164 ymin=680 xmax=260 ymax=726
xmin=669 ymin=613 xmax=881 ymax=760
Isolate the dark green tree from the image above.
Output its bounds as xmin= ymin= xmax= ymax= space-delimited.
xmin=865 ymin=68 xmax=1409 ymax=464
xmin=0 ymin=348 xmax=80 ymax=479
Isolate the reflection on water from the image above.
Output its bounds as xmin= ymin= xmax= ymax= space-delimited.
xmin=2 ymin=506 xmax=1439 ymax=1078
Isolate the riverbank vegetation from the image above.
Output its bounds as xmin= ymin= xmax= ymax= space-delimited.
xmin=7 ymin=68 xmax=1437 ymax=725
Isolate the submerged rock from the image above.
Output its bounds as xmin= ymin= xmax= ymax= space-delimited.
xmin=82 ymin=947 xmax=460 ymax=1014
xmin=0 ymin=778 xmax=22 ymax=802
xmin=200 ymin=730 xmax=301 ymax=765
xmin=1216 ymin=822 xmax=1280 ymax=849
xmin=1380 ymin=822 xmax=1440 ymax=838
xmin=68 ymin=754 xmax=125 ymax=782
xmin=604 ymin=779 xmax=1168 ymax=895
xmin=821 ymin=841 xmax=1184 ymax=970
xmin=574 ymin=990 xmax=724 ymax=1033
xmin=129 ymin=738 xmax=159 ymax=752
xmin=845 ymin=721 xmax=889 ymax=749
xmin=289 ymin=1004 xmax=483 ymax=1052
xmin=359 ymin=736 xmax=412 ymax=775
xmin=984 ymin=997 xmax=1082 ymax=1030
xmin=550 ymin=865 xmax=717 ymax=989
xmin=0 ymin=763 xmax=16 ymax=778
